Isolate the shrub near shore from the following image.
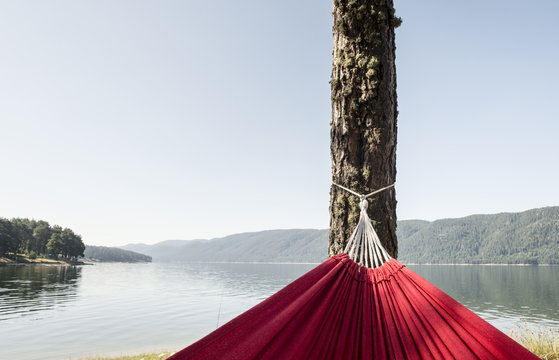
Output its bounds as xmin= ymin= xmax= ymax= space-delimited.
xmin=511 ymin=323 xmax=559 ymax=360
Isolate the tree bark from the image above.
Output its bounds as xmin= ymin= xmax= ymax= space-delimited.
xmin=329 ymin=0 xmax=400 ymax=258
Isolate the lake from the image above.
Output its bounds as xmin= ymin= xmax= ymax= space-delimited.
xmin=0 ymin=262 xmax=558 ymax=360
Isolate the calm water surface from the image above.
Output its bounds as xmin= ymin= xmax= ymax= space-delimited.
xmin=0 ymin=262 xmax=557 ymax=360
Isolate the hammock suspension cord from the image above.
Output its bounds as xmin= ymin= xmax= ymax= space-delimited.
xmin=333 ymin=183 xmax=394 ymax=269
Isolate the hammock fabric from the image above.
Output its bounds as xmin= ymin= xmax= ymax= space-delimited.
xmin=169 ymin=185 xmax=537 ymax=360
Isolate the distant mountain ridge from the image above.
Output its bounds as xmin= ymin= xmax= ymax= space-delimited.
xmin=122 ymin=229 xmax=327 ymax=263
xmin=121 ymin=207 xmax=559 ymax=264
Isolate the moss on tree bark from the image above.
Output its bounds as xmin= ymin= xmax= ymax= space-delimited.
xmin=329 ymin=0 xmax=400 ymax=258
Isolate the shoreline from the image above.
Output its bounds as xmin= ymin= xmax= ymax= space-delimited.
xmin=0 ymin=256 xmax=90 ymax=266
xmin=156 ymin=260 xmax=558 ymax=266
xmin=405 ymin=262 xmax=559 ymax=266
xmin=2 ymin=257 xmax=556 ymax=267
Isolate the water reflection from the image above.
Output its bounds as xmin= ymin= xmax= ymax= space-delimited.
xmin=171 ymin=262 xmax=315 ymax=300
xmin=168 ymin=262 xmax=559 ymax=331
xmin=0 ymin=265 xmax=81 ymax=321
xmin=409 ymin=264 xmax=559 ymax=330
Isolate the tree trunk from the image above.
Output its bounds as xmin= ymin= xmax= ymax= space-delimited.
xmin=329 ymin=0 xmax=400 ymax=258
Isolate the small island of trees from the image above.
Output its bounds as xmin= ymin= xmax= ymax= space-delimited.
xmin=0 ymin=218 xmax=85 ymax=260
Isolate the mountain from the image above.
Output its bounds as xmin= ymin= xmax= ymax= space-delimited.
xmin=397 ymin=206 xmax=559 ymax=264
xmin=121 ymin=207 xmax=559 ymax=264
xmin=84 ymin=245 xmax=152 ymax=263
xmin=122 ymin=229 xmax=328 ymax=263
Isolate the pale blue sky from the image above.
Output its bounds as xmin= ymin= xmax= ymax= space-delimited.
xmin=1 ymin=1 xmax=557 ymax=246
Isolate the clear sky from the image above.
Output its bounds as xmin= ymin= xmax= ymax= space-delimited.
xmin=1 ymin=1 xmax=558 ymax=246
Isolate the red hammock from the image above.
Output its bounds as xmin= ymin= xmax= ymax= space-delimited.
xmin=168 ymin=254 xmax=537 ymax=360
xmin=169 ymin=184 xmax=537 ymax=359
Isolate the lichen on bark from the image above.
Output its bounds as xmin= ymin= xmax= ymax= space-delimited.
xmin=329 ymin=0 xmax=400 ymax=258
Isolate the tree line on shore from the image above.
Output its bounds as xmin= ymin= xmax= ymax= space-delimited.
xmin=0 ymin=217 xmax=85 ymax=259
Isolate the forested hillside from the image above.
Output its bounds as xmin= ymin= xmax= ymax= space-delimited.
xmin=84 ymin=245 xmax=152 ymax=263
xmin=122 ymin=207 xmax=559 ymax=264
xmin=397 ymin=207 xmax=559 ymax=264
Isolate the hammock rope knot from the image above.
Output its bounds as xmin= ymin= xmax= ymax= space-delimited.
xmin=333 ymin=183 xmax=394 ymax=269
xmin=359 ymin=198 xmax=368 ymax=211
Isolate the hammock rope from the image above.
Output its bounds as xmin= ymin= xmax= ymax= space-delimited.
xmin=333 ymin=183 xmax=394 ymax=268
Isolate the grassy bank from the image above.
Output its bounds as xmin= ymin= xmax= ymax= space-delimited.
xmin=82 ymin=351 xmax=174 ymax=360
xmin=510 ymin=324 xmax=559 ymax=360
xmin=80 ymin=325 xmax=559 ymax=360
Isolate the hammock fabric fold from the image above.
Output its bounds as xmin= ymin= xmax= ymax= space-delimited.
xmin=168 ymin=253 xmax=537 ymax=360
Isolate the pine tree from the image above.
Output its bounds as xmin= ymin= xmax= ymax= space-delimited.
xmin=329 ymin=0 xmax=400 ymax=258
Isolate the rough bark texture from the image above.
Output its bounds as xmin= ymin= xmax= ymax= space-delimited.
xmin=329 ymin=0 xmax=400 ymax=258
